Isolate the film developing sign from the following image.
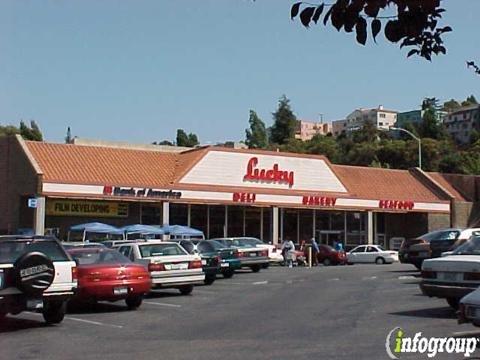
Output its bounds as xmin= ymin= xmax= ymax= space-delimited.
xmin=46 ymin=200 xmax=129 ymax=218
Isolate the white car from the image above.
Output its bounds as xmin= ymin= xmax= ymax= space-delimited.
xmin=420 ymin=235 xmax=480 ymax=309
xmin=115 ymin=241 xmax=205 ymax=295
xmin=459 ymin=287 xmax=480 ymax=326
xmin=347 ymin=245 xmax=398 ymax=265
xmin=229 ymin=237 xmax=284 ymax=264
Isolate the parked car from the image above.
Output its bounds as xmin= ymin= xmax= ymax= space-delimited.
xmin=0 ymin=236 xmax=77 ymax=324
xmin=430 ymin=228 xmax=480 ymax=258
xmin=420 ymin=235 xmax=480 ymax=309
xmin=347 ymin=245 xmax=398 ymax=265
xmin=316 ymin=244 xmax=347 ymax=266
xmin=176 ymin=239 xmax=220 ymax=285
xmin=459 ymin=287 xmax=480 ymax=326
xmin=229 ymin=237 xmax=283 ymax=265
xmin=212 ymin=238 xmax=269 ymax=273
xmin=114 ymin=241 xmax=204 ymax=295
xmin=67 ymin=248 xmax=151 ymax=309
xmin=204 ymin=240 xmax=242 ymax=278
xmin=400 ymin=229 xmax=479 ymax=270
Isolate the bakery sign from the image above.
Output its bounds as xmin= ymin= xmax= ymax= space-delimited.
xmin=103 ymin=186 xmax=182 ymax=199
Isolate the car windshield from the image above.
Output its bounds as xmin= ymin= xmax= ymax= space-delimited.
xmin=139 ymin=243 xmax=187 ymax=257
xmin=420 ymin=230 xmax=460 ymax=242
xmin=237 ymin=238 xmax=262 ymax=246
xmin=69 ymin=249 xmax=130 ymax=265
xmin=207 ymin=240 xmax=227 ymax=250
xmin=376 ymin=246 xmax=385 ymax=251
xmin=0 ymin=240 xmax=69 ymax=263
xmin=452 ymin=236 xmax=480 ymax=255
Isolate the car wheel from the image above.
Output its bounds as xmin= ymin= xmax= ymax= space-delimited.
xmin=222 ymin=269 xmax=235 ymax=279
xmin=42 ymin=300 xmax=66 ymax=324
xmin=125 ymin=296 xmax=143 ymax=310
xmin=179 ymin=285 xmax=194 ymax=295
xmin=375 ymin=257 xmax=386 ymax=265
xmin=262 ymin=263 xmax=270 ymax=269
xmin=204 ymin=275 xmax=216 ymax=286
xmin=446 ymin=298 xmax=459 ymax=310
xmin=250 ymin=265 xmax=261 ymax=273
xmin=323 ymin=258 xmax=331 ymax=266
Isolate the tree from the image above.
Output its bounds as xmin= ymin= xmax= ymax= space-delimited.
xmin=421 ymin=97 xmax=440 ymax=111
xmin=157 ymin=140 xmax=174 ymax=146
xmin=291 ymin=1 xmax=451 ymax=60
xmin=270 ymin=95 xmax=297 ymax=145
xmin=245 ymin=110 xmax=268 ymax=149
xmin=19 ymin=120 xmax=43 ymax=141
xmin=462 ymin=95 xmax=478 ymax=107
xmin=307 ymin=134 xmax=340 ymax=163
xmin=0 ymin=124 xmax=20 ymax=137
xmin=418 ymin=108 xmax=447 ymax=140
xmin=176 ymin=129 xmax=199 ymax=147
xmin=442 ymin=99 xmax=461 ymax=112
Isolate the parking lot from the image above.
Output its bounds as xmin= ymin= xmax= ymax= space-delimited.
xmin=1 ymin=263 xmax=477 ymax=360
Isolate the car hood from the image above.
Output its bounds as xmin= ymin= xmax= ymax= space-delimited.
xmin=423 ymin=255 xmax=480 ymax=272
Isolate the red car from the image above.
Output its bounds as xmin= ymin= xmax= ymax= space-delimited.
xmin=67 ymin=248 xmax=151 ymax=310
xmin=316 ymin=244 xmax=347 ymax=266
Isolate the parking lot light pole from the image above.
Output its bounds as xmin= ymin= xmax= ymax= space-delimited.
xmin=389 ymin=126 xmax=422 ymax=169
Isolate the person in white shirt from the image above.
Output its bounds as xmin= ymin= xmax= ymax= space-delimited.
xmin=281 ymin=239 xmax=296 ymax=268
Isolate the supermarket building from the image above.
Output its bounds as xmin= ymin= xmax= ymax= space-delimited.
xmin=0 ymin=135 xmax=478 ymax=249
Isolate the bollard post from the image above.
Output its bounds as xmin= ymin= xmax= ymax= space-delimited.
xmin=308 ymin=247 xmax=312 ymax=268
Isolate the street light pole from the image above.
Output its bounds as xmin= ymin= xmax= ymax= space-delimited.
xmin=389 ymin=126 xmax=422 ymax=169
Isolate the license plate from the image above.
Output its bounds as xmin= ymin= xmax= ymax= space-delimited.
xmin=249 ymin=253 xmax=257 ymax=257
xmin=26 ymin=299 xmax=43 ymax=310
xmin=221 ymin=263 xmax=229 ymax=268
xmin=441 ymin=272 xmax=461 ymax=282
xmin=201 ymin=260 xmax=207 ymax=265
xmin=169 ymin=263 xmax=187 ymax=270
xmin=113 ymin=287 xmax=128 ymax=295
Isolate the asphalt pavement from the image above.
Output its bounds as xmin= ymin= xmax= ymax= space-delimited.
xmin=1 ymin=263 xmax=478 ymax=360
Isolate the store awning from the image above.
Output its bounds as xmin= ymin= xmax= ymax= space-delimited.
xmin=161 ymin=225 xmax=204 ymax=238
xmin=70 ymin=222 xmax=124 ymax=235
xmin=121 ymin=224 xmax=165 ymax=235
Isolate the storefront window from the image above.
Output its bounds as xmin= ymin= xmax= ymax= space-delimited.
xmin=245 ymin=207 xmax=261 ymax=239
xmin=190 ymin=205 xmax=208 ymax=237
xmin=315 ymin=211 xmax=344 ymax=247
xmin=209 ymin=205 xmax=226 ymax=239
xmin=141 ymin=205 xmax=162 ymax=225
xmin=282 ymin=209 xmax=298 ymax=243
xmin=299 ymin=210 xmax=313 ymax=243
xmin=262 ymin=208 xmax=272 ymax=243
xmin=228 ymin=206 xmax=244 ymax=237
xmin=346 ymin=212 xmax=366 ymax=247
xmin=170 ymin=204 xmax=188 ymax=226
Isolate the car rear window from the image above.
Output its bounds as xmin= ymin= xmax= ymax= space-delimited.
xmin=0 ymin=240 xmax=69 ymax=263
xmin=139 ymin=244 xmax=187 ymax=257
xmin=69 ymin=249 xmax=130 ymax=265
xmin=420 ymin=230 xmax=460 ymax=242
xmin=238 ymin=238 xmax=262 ymax=246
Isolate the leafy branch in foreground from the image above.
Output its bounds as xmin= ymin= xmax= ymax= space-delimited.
xmin=291 ymin=0 xmax=452 ymax=61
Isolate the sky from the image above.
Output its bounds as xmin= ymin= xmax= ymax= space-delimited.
xmin=0 ymin=1 xmax=479 ymax=144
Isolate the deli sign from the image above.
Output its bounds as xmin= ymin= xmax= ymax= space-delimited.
xmin=243 ymin=157 xmax=294 ymax=188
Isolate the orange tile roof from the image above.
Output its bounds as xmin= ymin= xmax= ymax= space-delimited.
xmin=25 ymin=141 xmax=448 ymax=203
xmin=427 ymin=172 xmax=467 ymax=201
xmin=332 ymin=165 xmax=445 ymax=202
xmin=26 ymin=141 xmax=178 ymax=188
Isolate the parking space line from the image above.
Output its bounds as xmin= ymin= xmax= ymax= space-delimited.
xmin=65 ymin=316 xmax=123 ymax=329
xmin=398 ymin=275 xmax=417 ymax=280
xmin=252 ymin=281 xmax=268 ymax=285
xmin=362 ymin=276 xmax=377 ymax=280
xmin=143 ymin=301 xmax=182 ymax=308
xmin=24 ymin=312 xmax=123 ymax=329
xmin=328 ymin=278 xmax=340 ymax=281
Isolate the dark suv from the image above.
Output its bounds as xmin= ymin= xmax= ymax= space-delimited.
xmin=0 ymin=236 xmax=77 ymax=324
